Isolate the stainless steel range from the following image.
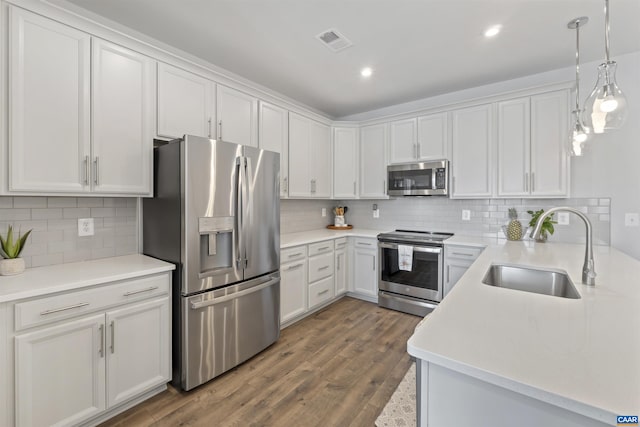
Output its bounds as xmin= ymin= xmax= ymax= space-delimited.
xmin=377 ymin=230 xmax=453 ymax=316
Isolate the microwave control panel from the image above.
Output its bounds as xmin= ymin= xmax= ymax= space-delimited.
xmin=435 ymin=168 xmax=446 ymax=189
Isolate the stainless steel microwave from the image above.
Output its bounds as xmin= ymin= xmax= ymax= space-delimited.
xmin=387 ymin=160 xmax=449 ymax=196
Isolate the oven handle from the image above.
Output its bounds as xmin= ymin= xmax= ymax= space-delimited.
xmin=378 ymin=242 xmax=442 ymax=254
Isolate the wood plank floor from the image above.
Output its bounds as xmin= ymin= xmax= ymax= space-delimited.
xmin=100 ymin=297 xmax=420 ymax=427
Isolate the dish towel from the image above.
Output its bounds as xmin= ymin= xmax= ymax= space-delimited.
xmin=398 ymin=245 xmax=413 ymax=271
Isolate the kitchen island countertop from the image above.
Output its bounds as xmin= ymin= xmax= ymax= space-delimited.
xmin=408 ymin=240 xmax=640 ymax=424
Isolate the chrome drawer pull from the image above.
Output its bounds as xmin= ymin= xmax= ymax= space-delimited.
xmin=110 ymin=321 xmax=115 ymax=354
xmin=451 ymin=252 xmax=474 ymax=257
xmin=317 ymin=246 xmax=330 ymax=251
xmin=287 ymin=253 xmax=303 ymax=258
xmin=123 ymin=286 xmax=159 ymax=296
xmin=99 ymin=324 xmax=104 ymax=358
xmin=40 ymin=302 xmax=89 ymax=315
xmin=318 ymin=289 xmax=329 ymax=295
xmin=286 ymin=263 xmax=304 ymax=271
xmin=359 ymin=242 xmax=372 ymax=246
xmin=318 ymin=265 xmax=330 ymax=271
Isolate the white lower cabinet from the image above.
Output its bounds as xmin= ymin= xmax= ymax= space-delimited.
xmin=443 ymin=245 xmax=484 ymax=297
xmin=352 ymin=238 xmax=378 ymax=298
xmin=10 ymin=273 xmax=171 ymax=427
xmin=280 ymin=245 xmax=308 ymax=324
xmin=307 ymin=241 xmax=335 ymax=309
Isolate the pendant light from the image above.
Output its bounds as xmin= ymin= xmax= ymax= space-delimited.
xmin=568 ymin=17 xmax=589 ymax=156
xmin=583 ymin=0 xmax=628 ymax=134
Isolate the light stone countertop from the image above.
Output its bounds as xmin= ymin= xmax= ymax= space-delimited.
xmin=0 ymin=254 xmax=175 ymax=303
xmin=408 ymin=240 xmax=640 ymax=424
xmin=280 ymin=228 xmax=389 ymax=248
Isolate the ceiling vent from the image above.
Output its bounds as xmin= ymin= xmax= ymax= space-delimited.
xmin=316 ymin=28 xmax=353 ymax=52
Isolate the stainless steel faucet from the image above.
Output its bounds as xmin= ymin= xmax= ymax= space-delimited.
xmin=531 ymin=207 xmax=596 ymax=286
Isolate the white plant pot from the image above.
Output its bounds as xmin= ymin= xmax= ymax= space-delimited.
xmin=0 ymin=258 xmax=26 ymax=276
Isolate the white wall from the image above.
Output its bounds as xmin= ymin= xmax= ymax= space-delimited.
xmin=340 ymin=51 xmax=640 ymax=260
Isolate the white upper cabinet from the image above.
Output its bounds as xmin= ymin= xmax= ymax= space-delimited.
xmin=359 ymin=123 xmax=388 ymax=198
xmin=389 ymin=118 xmax=418 ymax=164
xmin=332 ymin=127 xmax=358 ymax=199
xmin=9 ymin=7 xmax=91 ymax=193
xmin=530 ymin=91 xmax=569 ymax=197
xmin=417 ymin=112 xmax=448 ymax=160
xmin=258 ymin=101 xmax=289 ymax=198
xmin=92 ymin=39 xmax=155 ymax=195
xmin=497 ymin=98 xmax=531 ymax=196
xmin=157 ymin=62 xmax=215 ymax=139
xmin=288 ymin=113 xmax=331 ymax=198
xmin=216 ymin=85 xmax=258 ymax=147
xmin=450 ymin=104 xmax=493 ymax=198
xmin=497 ymin=90 xmax=569 ymax=198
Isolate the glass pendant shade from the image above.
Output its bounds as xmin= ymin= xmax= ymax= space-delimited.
xmin=570 ymin=110 xmax=589 ymax=156
xmin=583 ymin=61 xmax=627 ymax=133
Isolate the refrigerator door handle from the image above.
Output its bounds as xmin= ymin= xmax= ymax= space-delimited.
xmin=242 ymin=156 xmax=253 ymax=268
xmin=235 ymin=156 xmax=245 ymax=269
xmin=190 ymin=275 xmax=279 ymax=309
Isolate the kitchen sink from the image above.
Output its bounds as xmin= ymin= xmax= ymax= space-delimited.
xmin=482 ymin=264 xmax=581 ymax=299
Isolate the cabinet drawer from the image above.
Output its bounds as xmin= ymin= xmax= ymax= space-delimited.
xmin=334 ymin=237 xmax=348 ymax=250
xmin=14 ymin=274 xmax=170 ymax=331
xmin=308 ymin=240 xmax=334 ymax=257
xmin=281 ymin=245 xmax=307 ymax=263
xmin=446 ymin=245 xmax=483 ymax=261
xmin=354 ymin=238 xmax=376 ymax=249
xmin=308 ymin=276 xmax=335 ymax=309
xmin=308 ymin=252 xmax=334 ymax=283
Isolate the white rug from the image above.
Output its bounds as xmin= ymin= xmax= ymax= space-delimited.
xmin=375 ymin=362 xmax=416 ymax=427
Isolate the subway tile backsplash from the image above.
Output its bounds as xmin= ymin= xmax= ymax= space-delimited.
xmin=280 ymin=199 xmax=335 ymax=234
xmin=0 ymin=196 xmax=138 ymax=268
xmin=337 ymin=197 xmax=611 ymax=246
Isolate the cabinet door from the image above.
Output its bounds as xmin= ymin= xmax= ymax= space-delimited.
xmin=92 ymin=39 xmax=154 ymax=195
xmin=332 ymin=127 xmax=358 ymax=199
xmin=335 ymin=249 xmax=347 ymax=295
xmin=105 ymin=298 xmax=170 ymax=408
xmin=216 ymin=85 xmax=258 ymax=147
xmin=9 ymin=7 xmax=91 ymax=193
xmin=530 ymin=91 xmax=569 ymax=197
xmin=451 ymin=104 xmax=493 ymax=198
xmin=310 ymin=121 xmax=332 ymax=198
xmin=444 ymin=259 xmax=473 ymax=297
xmin=280 ymin=260 xmax=307 ymax=323
xmin=157 ymin=62 xmax=214 ymax=139
xmin=360 ymin=124 xmax=388 ymax=198
xmin=497 ymin=98 xmax=530 ymax=196
xmin=417 ymin=112 xmax=448 ymax=160
xmin=353 ymin=248 xmax=377 ymax=297
xmin=259 ymin=102 xmax=289 ymax=197
xmin=288 ymin=112 xmax=311 ymax=197
xmin=15 ymin=314 xmax=106 ymax=427
xmin=389 ymin=118 xmax=418 ymax=163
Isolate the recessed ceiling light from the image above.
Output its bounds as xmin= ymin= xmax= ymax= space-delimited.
xmin=484 ymin=25 xmax=502 ymax=38
xmin=361 ymin=67 xmax=373 ymax=78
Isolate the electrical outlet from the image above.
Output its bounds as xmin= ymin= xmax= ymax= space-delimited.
xmin=373 ymin=209 xmax=380 ymax=219
xmin=557 ymin=212 xmax=570 ymax=225
xmin=78 ymin=218 xmax=94 ymax=236
xmin=625 ymin=213 xmax=639 ymax=227
xmin=461 ymin=210 xmax=471 ymax=221
xmin=321 ymin=208 xmax=327 ymax=217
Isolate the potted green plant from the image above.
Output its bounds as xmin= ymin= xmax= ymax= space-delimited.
xmin=527 ymin=209 xmax=556 ymax=242
xmin=0 ymin=225 xmax=32 ymax=276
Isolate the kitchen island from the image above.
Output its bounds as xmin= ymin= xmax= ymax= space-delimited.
xmin=408 ymin=240 xmax=640 ymax=427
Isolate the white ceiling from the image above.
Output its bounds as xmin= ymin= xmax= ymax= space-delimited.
xmin=63 ymin=0 xmax=640 ymax=118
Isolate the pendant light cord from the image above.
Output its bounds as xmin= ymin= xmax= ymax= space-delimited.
xmin=575 ymin=21 xmax=581 ymax=110
xmin=604 ymin=0 xmax=611 ymax=61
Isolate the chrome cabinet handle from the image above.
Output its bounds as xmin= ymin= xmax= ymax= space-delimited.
xmin=286 ymin=263 xmax=304 ymax=271
xmin=283 ymin=177 xmax=288 ymax=194
xmin=318 ymin=246 xmax=330 ymax=251
xmin=417 ymin=144 xmax=421 ymax=158
xmin=353 ymin=181 xmax=356 ymax=194
xmin=318 ymin=289 xmax=329 ymax=296
xmin=287 ymin=252 xmax=303 ymax=258
xmin=531 ymin=172 xmax=535 ymax=193
xmin=413 ymin=144 xmax=417 ymax=159
xmin=525 ymin=172 xmax=529 ymax=192
xmin=93 ymin=157 xmax=99 ymax=185
xmin=40 ymin=302 xmax=89 ymax=316
xmin=218 ymin=120 xmax=223 ymax=139
xmin=208 ymin=117 xmax=212 ymax=138
xmin=451 ymin=252 xmax=474 ymax=257
xmin=123 ymin=286 xmax=159 ymax=296
xmin=318 ymin=265 xmax=330 ymax=271
xmin=358 ymin=242 xmax=372 ymax=246
xmin=372 ymin=257 xmax=376 ymax=271
xmin=447 ymin=265 xmax=450 ymax=283
xmin=337 ymin=255 xmax=340 ymax=270
xmin=383 ymin=180 xmax=386 ymax=194
xmin=83 ymin=156 xmax=89 ymax=185
xmin=99 ymin=324 xmax=104 ymax=358
xmin=110 ymin=321 xmax=115 ymax=354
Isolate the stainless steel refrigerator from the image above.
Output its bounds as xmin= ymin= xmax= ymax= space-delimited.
xmin=143 ymin=135 xmax=280 ymax=391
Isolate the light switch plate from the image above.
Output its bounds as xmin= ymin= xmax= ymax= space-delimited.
xmin=461 ymin=210 xmax=471 ymax=221
xmin=625 ymin=213 xmax=639 ymax=227
xmin=78 ymin=218 xmax=94 ymax=236
xmin=321 ymin=208 xmax=327 ymax=217
xmin=557 ymin=212 xmax=570 ymax=225
xmin=373 ymin=209 xmax=380 ymax=218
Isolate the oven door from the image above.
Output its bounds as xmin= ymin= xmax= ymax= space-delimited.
xmin=378 ymin=242 xmax=443 ymax=302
